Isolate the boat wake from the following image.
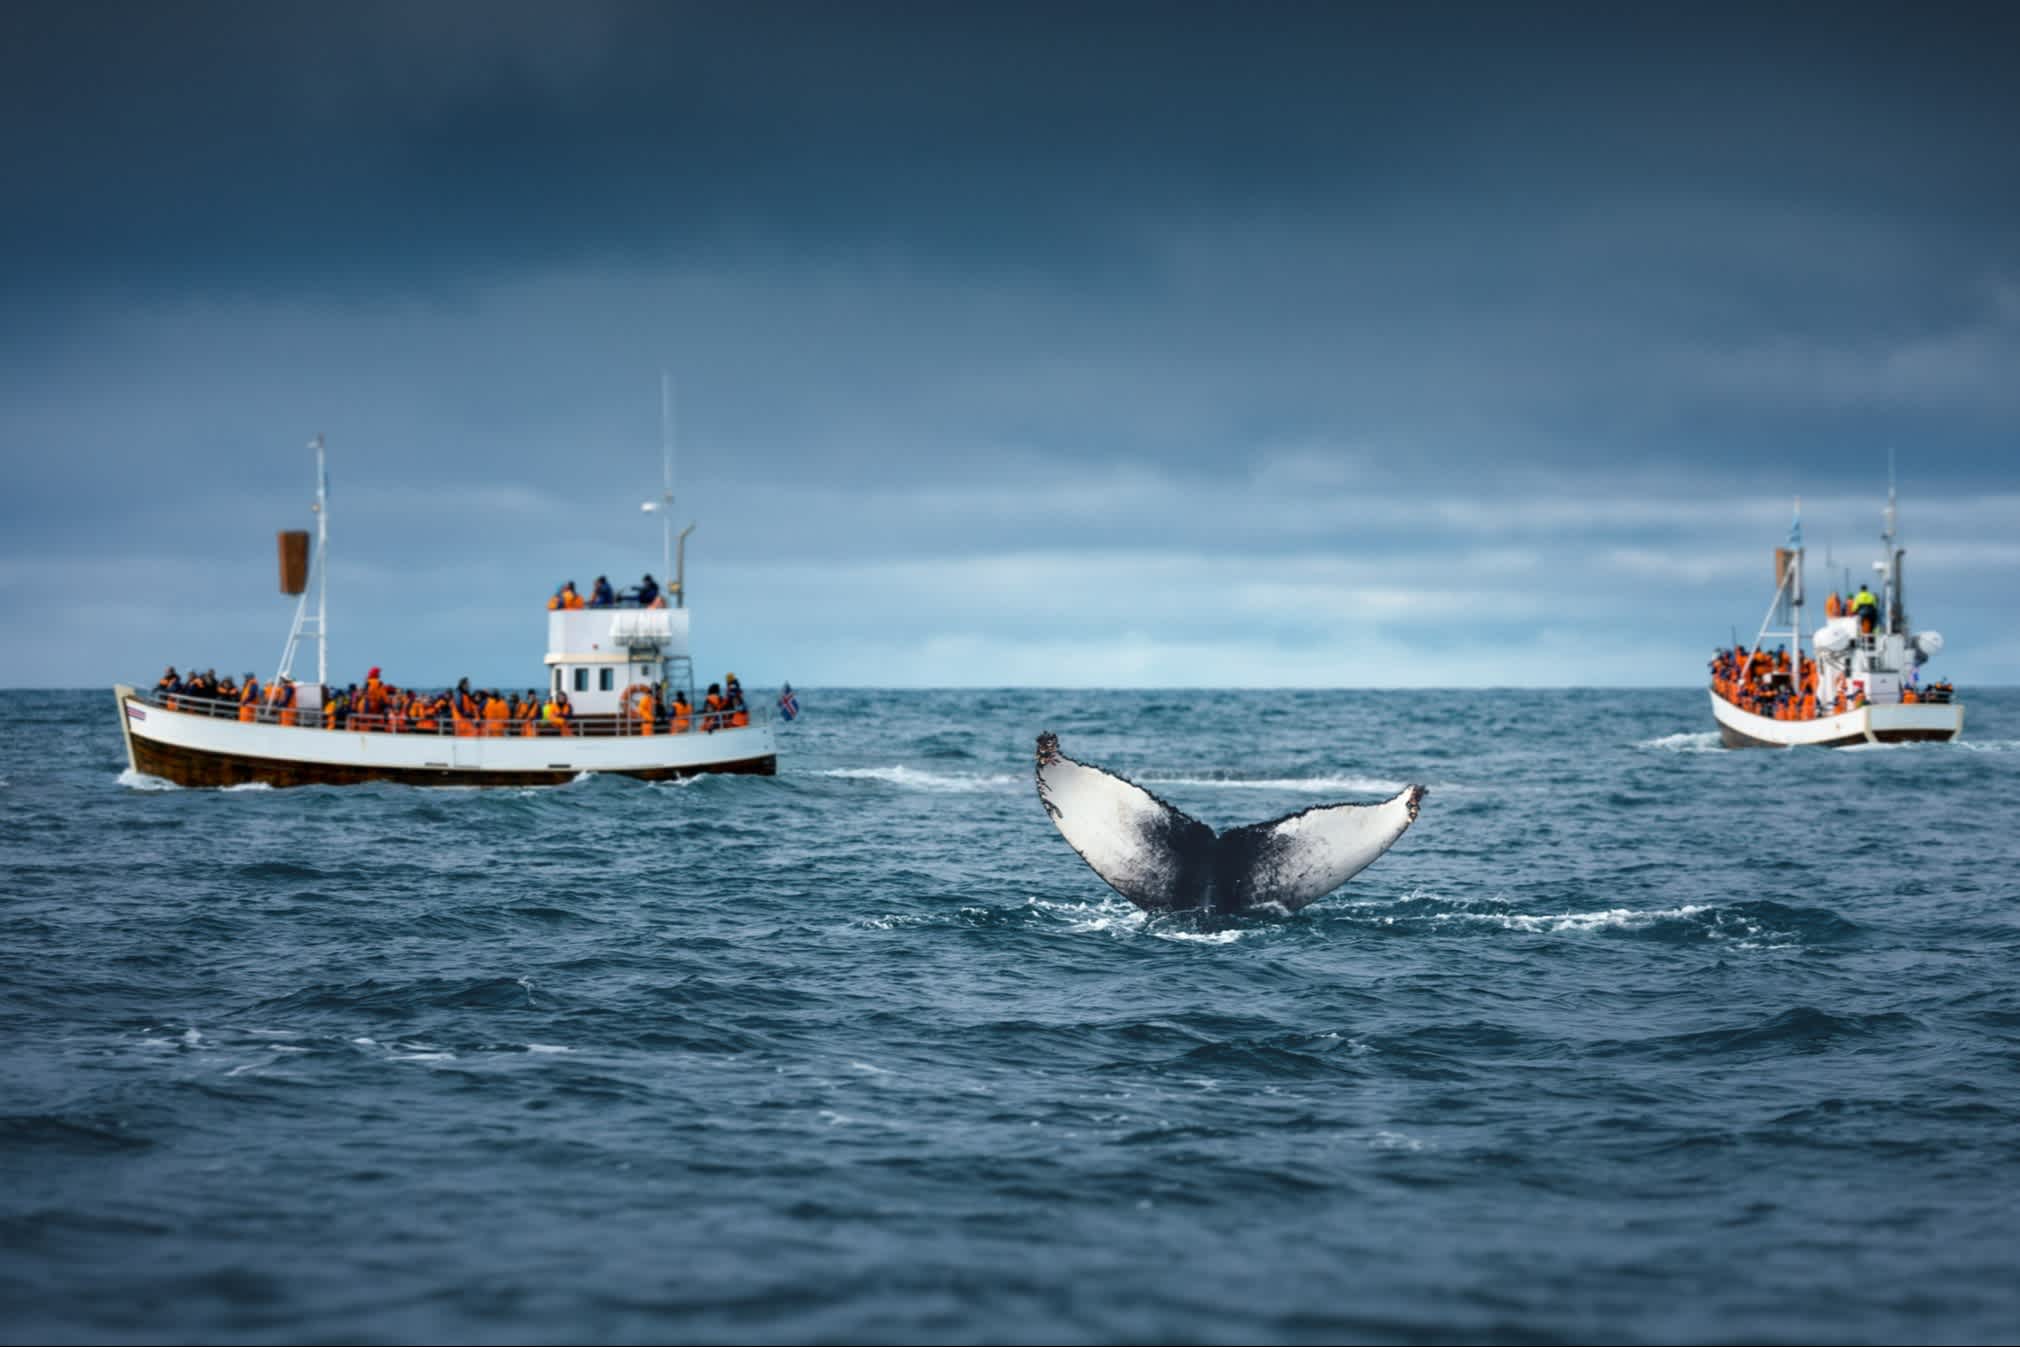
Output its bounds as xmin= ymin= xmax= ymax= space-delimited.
xmin=115 ymin=769 xmax=180 ymax=791
xmin=1637 ymin=731 xmax=1722 ymax=753
xmin=815 ymin=765 xmax=1018 ymax=793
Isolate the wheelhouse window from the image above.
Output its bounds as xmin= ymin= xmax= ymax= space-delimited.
xmin=573 ymin=668 xmax=589 ymax=692
xmin=599 ymin=668 xmax=615 ymax=692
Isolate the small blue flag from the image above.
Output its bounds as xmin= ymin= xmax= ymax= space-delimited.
xmin=778 ymin=684 xmax=799 ymax=721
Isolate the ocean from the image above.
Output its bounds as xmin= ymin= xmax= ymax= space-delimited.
xmin=3 ymin=687 xmax=2019 ymax=1344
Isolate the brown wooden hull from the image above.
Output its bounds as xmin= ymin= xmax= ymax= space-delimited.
xmin=129 ymin=728 xmax=775 ymax=789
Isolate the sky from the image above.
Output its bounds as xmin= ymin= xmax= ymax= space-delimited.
xmin=3 ymin=2 xmax=2016 ymax=689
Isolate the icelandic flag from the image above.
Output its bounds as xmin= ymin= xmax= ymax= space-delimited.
xmin=778 ymin=683 xmax=799 ymax=721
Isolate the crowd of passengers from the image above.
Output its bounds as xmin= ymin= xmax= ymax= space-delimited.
xmin=1709 ymin=646 xmax=1954 ymax=719
xmin=153 ymin=666 xmax=752 ymax=735
xmin=547 ymin=574 xmax=666 ymax=610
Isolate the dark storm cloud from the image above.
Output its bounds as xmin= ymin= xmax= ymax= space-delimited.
xmin=2 ymin=3 xmax=2015 ymax=687
xmin=6 ymin=2 xmax=2016 ymax=298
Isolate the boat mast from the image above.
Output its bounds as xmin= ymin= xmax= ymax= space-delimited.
xmin=1790 ymin=496 xmax=1803 ymax=673
xmin=1881 ymin=448 xmax=1900 ymax=638
xmin=314 ymin=433 xmax=328 ymax=686
xmin=659 ymin=373 xmax=674 ymax=587
xmin=276 ymin=434 xmax=329 ymax=687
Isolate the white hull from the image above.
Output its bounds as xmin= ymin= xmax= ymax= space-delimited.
xmin=117 ymin=686 xmax=776 ymax=787
xmin=1708 ymin=690 xmax=1963 ymax=749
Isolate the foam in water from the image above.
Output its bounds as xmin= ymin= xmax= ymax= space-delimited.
xmin=116 ymin=768 xmax=180 ymax=791
xmin=1440 ymin=903 xmax=1711 ymax=933
xmin=1637 ymin=732 xmax=1723 ymax=753
xmin=1138 ymin=773 xmax=1418 ymax=795
xmin=817 ymin=765 xmax=1018 ymax=792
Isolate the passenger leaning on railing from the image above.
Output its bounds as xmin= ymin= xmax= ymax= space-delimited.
xmin=669 ymin=690 xmax=692 ymax=734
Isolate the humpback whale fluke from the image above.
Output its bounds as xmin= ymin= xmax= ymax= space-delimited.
xmin=1034 ymin=731 xmax=1425 ymax=914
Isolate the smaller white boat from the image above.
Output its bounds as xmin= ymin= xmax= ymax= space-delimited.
xmin=1708 ymin=475 xmax=1962 ymax=749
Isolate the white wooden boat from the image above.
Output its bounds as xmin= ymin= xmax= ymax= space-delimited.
xmin=115 ymin=430 xmax=778 ymax=788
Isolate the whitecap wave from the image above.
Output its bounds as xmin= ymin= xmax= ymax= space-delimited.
xmin=116 ymin=768 xmax=179 ymax=791
xmin=219 ymin=781 xmax=274 ymax=792
xmin=1440 ymin=903 xmax=1712 ymax=933
xmin=816 ymin=765 xmax=1018 ymax=793
xmin=1138 ymin=774 xmax=1420 ymax=796
xmin=1637 ymin=732 xmax=1722 ymax=753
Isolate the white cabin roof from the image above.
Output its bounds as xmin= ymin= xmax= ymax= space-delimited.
xmin=547 ymin=607 xmax=689 ymax=661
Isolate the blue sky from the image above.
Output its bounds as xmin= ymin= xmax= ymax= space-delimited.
xmin=3 ymin=2 xmax=2015 ymax=688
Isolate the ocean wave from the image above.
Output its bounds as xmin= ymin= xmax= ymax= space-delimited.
xmin=1637 ymin=732 xmax=1722 ymax=753
xmin=115 ymin=769 xmax=179 ymax=791
xmin=1441 ymin=903 xmax=1713 ymax=933
xmin=1138 ymin=774 xmax=1419 ymax=796
xmin=814 ymin=765 xmax=1019 ymax=793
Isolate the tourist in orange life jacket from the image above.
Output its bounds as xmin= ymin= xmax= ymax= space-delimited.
xmin=275 ymin=678 xmax=299 ymax=727
xmin=548 ymin=580 xmax=585 ymax=611
xmin=238 ymin=674 xmax=261 ymax=722
xmin=1825 ymin=591 xmax=1843 ymax=619
xmin=483 ymin=691 xmax=510 ymax=736
xmin=701 ymin=683 xmax=726 ymax=732
xmin=455 ymin=678 xmax=478 ymax=721
xmin=630 ymin=685 xmax=656 ymax=735
xmin=725 ymin=673 xmax=749 ymax=728
xmin=670 ymin=690 xmax=692 ymax=734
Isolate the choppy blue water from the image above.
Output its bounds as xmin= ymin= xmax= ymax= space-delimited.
xmin=4 ymin=687 xmax=2020 ymax=1344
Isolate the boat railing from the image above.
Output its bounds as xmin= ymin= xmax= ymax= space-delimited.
xmin=133 ymin=688 xmax=769 ymax=737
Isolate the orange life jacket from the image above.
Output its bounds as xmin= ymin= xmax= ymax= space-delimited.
xmin=483 ymin=700 xmax=509 ymax=736
xmin=671 ymin=699 xmax=692 ymax=734
xmin=730 ymin=707 xmax=749 ymax=728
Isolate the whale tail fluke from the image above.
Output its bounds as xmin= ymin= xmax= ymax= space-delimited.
xmin=1035 ymin=732 xmax=1424 ymax=914
xmin=1034 ymin=732 xmax=1216 ymax=911
xmin=1215 ymin=784 xmax=1427 ymax=912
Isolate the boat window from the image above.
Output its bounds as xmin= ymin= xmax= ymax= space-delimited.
xmin=573 ymin=667 xmax=589 ymax=693
xmin=551 ymin=668 xmax=561 ymax=694
xmin=599 ymin=668 xmax=614 ymax=692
